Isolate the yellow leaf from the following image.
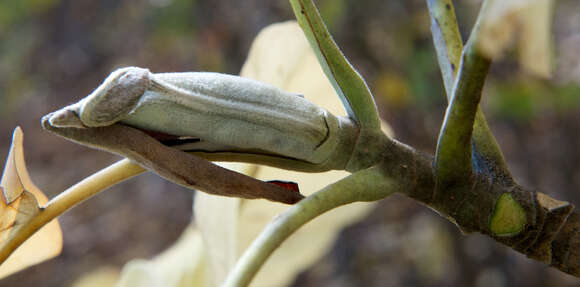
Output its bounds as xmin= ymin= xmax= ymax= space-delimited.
xmin=241 ymin=21 xmax=347 ymax=117
xmin=193 ymin=175 xmax=243 ymax=286
xmin=0 ymin=127 xmax=62 ymax=279
xmin=518 ymin=0 xmax=553 ymax=77
xmin=191 ymin=164 xmax=257 ymax=286
xmin=117 ymin=225 xmax=211 ymax=287
xmin=70 ymin=266 xmax=121 ymax=287
xmin=479 ymin=0 xmax=553 ymax=77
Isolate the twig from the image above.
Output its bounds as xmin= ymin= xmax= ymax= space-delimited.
xmin=427 ymin=0 xmax=511 ymax=181
xmin=223 ymin=166 xmax=397 ymax=287
xmin=289 ymin=0 xmax=381 ymax=130
xmin=435 ymin=39 xmax=491 ymax=183
xmin=0 ymin=159 xmax=144 ymax=265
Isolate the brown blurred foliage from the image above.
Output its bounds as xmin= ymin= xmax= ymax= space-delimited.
xmin=0 ymin=0 xmax=579 ymax=286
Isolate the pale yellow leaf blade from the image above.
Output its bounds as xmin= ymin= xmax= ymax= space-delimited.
xmin=193 ymin=182 xmax=239 ymax=285
xmin=0 ymin=196 xmax=21 ymax=245
xmin=0 ymin=127 xmax=63 ymax=279
xmin=70 ymin=266 xmax=121 ymax=287
xmin=193 ymin=163 xmax=258 ymax=286
xmin=1 ymin=128 xmax=26 ymax=204
xmin=518 ymin=0 xmax=553 ymax=77
xmin=241 ymin=21 xmax=347 ymax=117
xmin=479 ymin=0 xmax=554 ymax=77
xmin=117 ymin=225 xmax=211 ymax=287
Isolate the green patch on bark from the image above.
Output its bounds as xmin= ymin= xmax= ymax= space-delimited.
xmin=490 ymin=193 xmax=527 ymax=236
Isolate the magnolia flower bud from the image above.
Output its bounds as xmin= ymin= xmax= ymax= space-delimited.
xmin=47 ymin=67 xmax=352 ymax=165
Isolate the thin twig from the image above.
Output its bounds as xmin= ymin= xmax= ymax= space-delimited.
xmin=435 ymin=39 xmax=491 ymax=183
xmin=0 ymin=159 xmax=144 ymax=265
xmin=427 ymin=0 xmax=512 ymax=181
xmin=289 ymin=0 xmax=381 ymax=130
xmin=223 ymin=166 xmax=397 ymax=287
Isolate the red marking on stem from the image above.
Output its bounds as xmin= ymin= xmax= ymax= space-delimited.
xmin=267 ymin=180 xmax=300 ymax=194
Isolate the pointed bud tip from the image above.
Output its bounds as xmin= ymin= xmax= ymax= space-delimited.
xmin=12 ymin=126 xmax=23 ymax=141
xmin=42 ymin=109 xmax=85 ymax=129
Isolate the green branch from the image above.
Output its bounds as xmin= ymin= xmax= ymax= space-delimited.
xmin=426 ymin=0 xmax=463 ymax=96
xmin=427 ymin=0 xmax=511 ymax=181
xmin=289 ymin=0 xmax=381 ymax=130
xmin=435 ymin=39 xmax=491 ymax=183
xmin=223 ymin=166 xmax=397 ymax=287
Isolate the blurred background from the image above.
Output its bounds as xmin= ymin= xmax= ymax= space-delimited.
xmin=1 ymin=0 xmax=579 ymax=286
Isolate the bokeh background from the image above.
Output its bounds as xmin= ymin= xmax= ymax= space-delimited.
xmin=1 ymin=0 xmax=580 ymax=286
